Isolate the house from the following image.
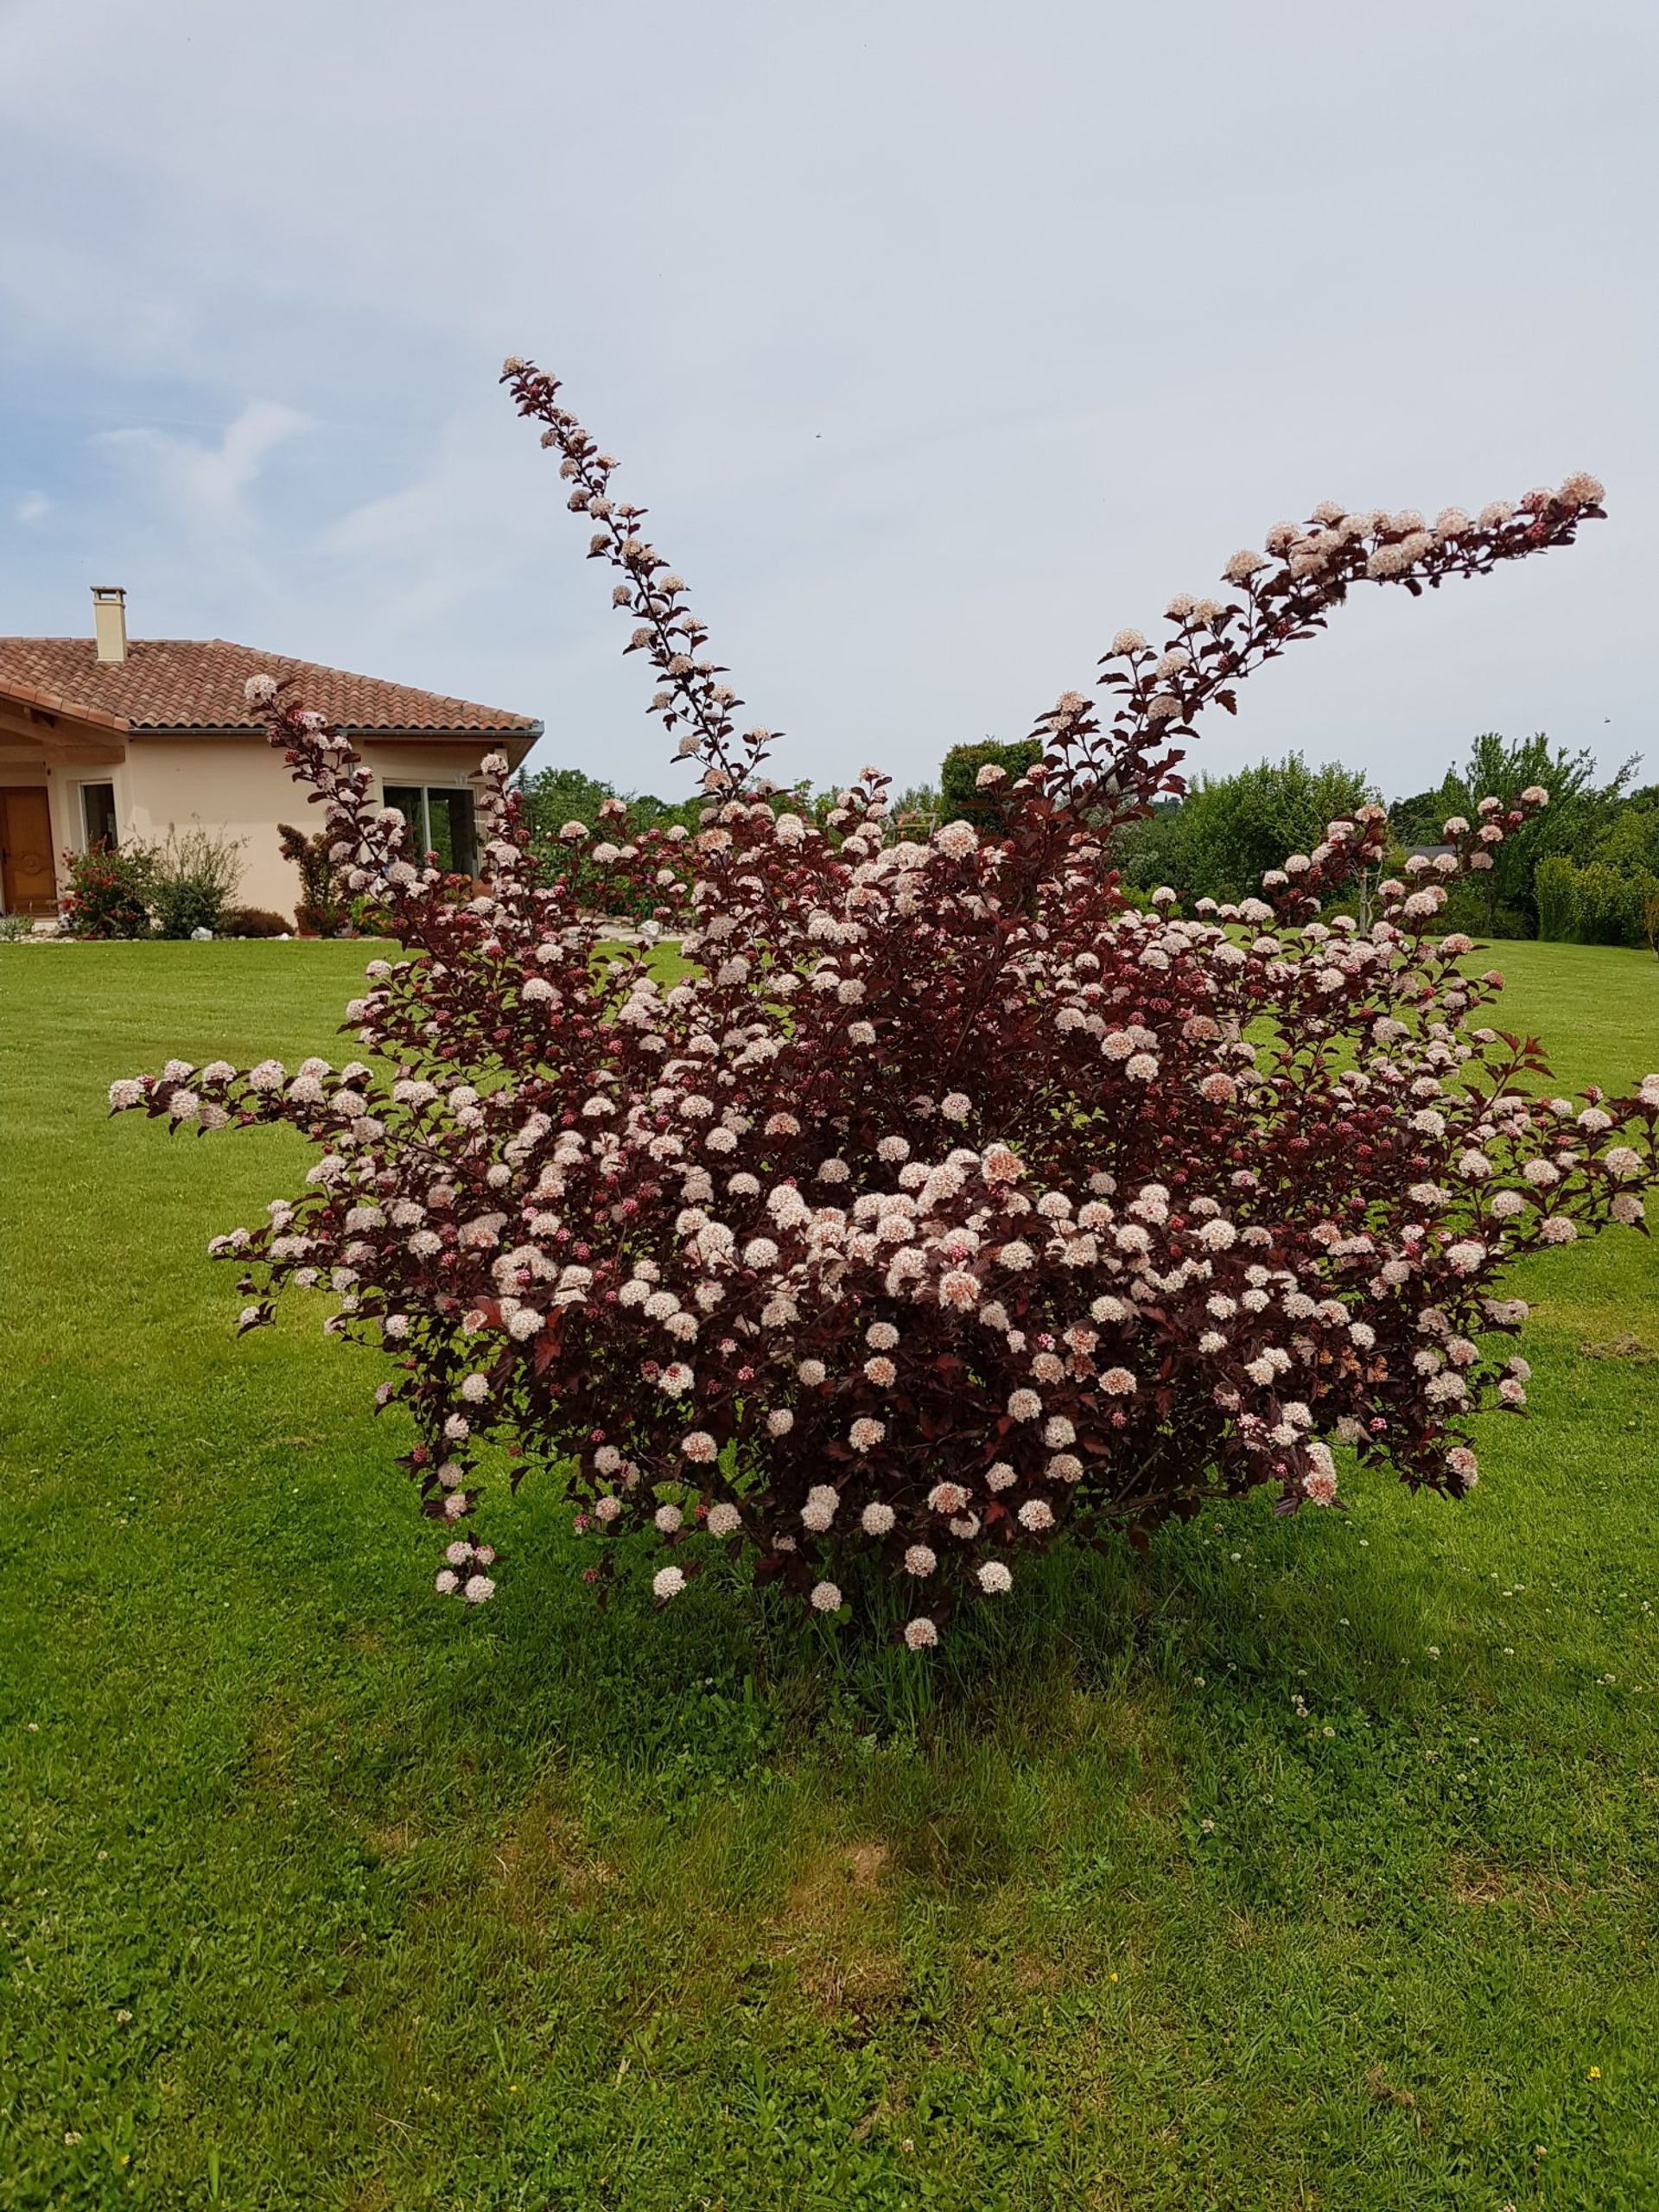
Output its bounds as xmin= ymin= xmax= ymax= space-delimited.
xmin=0 ymin=588 xmax=542 ymax=919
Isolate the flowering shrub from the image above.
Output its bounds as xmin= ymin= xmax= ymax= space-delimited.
xmin=111 ymin=365 xmax=1657 ymax=1646
xmin=61 ymin=842 xmax=157 ymax=938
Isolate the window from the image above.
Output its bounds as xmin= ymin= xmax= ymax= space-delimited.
xmin=80 ymin=781 xmax=118 ymax=849
xmin=383 ymin=785 xmax=478 ymax=879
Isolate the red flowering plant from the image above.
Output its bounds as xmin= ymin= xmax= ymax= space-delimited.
xmin=111 ymin=362 xmax=1656 ymax=1645
xmin=60 ymin=842 xmax=157 ymax=939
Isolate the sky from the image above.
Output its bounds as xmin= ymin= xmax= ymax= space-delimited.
xmin=2 ymin=0 xmax=1653 ymax=803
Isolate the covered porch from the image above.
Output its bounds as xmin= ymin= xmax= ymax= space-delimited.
xmin=0 ymin=683 xmax=129 ymax=915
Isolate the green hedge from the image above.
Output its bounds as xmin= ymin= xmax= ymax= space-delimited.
xmin=1535 ymin=853 xmax=1659 ymax=950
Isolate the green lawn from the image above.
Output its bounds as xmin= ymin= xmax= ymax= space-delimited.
xmin=2 ymin=937 xmax=1656 ymax=2210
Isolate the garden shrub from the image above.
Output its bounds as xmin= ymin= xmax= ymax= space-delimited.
xmin=278 ymin=822 xmax=353 ymax=936
xmin=60 ymin=842 xmax=157 ymax=938
xmin=149 ymin=828 xmax=245 ymax=939
xmin=223 ymin=905 xmax=291 ymax=938
xmin=112 ymin=377 xmax=1657 ymax=1645
xmin=1567 ymin=861 xmax=1647 ymax=947
xmin=1531 ymin=855 xmax=1579 ymax=944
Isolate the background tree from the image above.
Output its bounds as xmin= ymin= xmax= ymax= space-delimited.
xmin=1534 ymin=786 xmax=1659 ymax=948
xmin=1392 ymin=733 xmax=1637 ymax=935
xmin=1114 ymin=755 xmax=1377 ymax=905
xmin=890 ymin=780 xmax=941 ymax=833
xmin=939 ymin=739 xmax=1043 ymax=835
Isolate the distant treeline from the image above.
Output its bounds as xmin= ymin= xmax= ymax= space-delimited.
xmin=515 ymin=732 xmax=1657 ymax=948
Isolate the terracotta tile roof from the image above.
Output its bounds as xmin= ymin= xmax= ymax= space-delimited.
xmin=0 ymin=637 xmax=541 ymax=738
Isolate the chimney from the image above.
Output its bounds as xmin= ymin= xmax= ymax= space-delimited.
xmin=92 ymin=585 xmax=128 ymax=664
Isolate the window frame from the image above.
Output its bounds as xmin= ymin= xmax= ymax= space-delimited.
xmin=77 ymin=779 xmax=120 ymax=851
xmin=382 ymin=781 xmax=478 ymax=880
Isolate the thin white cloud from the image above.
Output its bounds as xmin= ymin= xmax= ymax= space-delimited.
xmin=94 ymin=400 xmax=313 ymax=536
xmin=13 ymin=490 xmax=51 ymax=524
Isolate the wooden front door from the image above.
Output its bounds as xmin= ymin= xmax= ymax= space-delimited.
xmin=0 ymin=788 xmax=58 ymax=914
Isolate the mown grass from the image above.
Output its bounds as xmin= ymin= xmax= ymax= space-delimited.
xmin=1 ymin=936 xmax=1656 ymax=2210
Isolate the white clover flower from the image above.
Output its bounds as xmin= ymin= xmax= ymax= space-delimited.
xmin=904 ymin=1617 xmax=939 ymax=1649
xmin=977 ymin=1561 xmax=1013 ymax=1595
xmin=652 ymin=1565 xmax=686 ymax=1602
xmin=810 ymin=1580 xmax=842 ymax=1612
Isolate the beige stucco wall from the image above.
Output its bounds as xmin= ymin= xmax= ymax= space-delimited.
xmin=121 ymin=734 xmax=524 ymax=920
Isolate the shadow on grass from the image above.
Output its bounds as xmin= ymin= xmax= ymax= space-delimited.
xmin=386 ymin=1466 xmax=1468 ymax=1904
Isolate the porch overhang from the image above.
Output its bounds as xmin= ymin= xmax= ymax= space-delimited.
xmin=0 ymin=684 xmax=129 ymax=768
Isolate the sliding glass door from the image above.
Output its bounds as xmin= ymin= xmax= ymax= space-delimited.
xmin=383 ymin=785 xmax=478 ymax=880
